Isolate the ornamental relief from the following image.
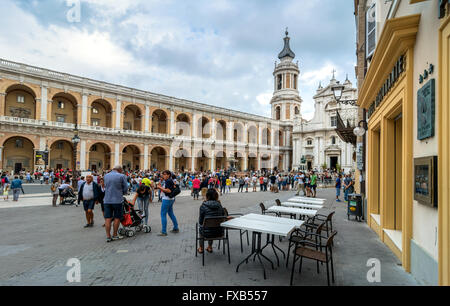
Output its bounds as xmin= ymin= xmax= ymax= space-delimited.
xmin=9 ymin=107 xmax=31 ymax=118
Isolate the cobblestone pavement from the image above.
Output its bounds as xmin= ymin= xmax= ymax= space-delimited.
xmin=0 ymin=188 xmax=419 ymax=286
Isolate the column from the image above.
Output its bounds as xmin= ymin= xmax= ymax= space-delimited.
xmin=211 ymin=117 xmax=217 ymax=140
xmin=258 ymin=125 xmax=263 ymax=145
xmin=81 ymin=92 xmax=88 ymax=126
xmin=210 ymin=152 xmax=215 ymax=171
xmin=0 ymin=92 xmax=6 ymax=117
xmin=144 ymin=105 xmax=150 ymax=132
xmin=191 ymin=153 xmax=196 ymax=172
xmin=192 ymin=113 xmax=198 ymax=138
xmin=115 ymin=99 xmax=122 ymax=129
xmin=270 ymin=128 xmax=275 ymax=147
xmin=281 ymin=104 xmax=286 ymax=121
xmin=227 ymin=122 xmax=233 ymax=142
xmin=169 ymin=148 xmax=174 ymax=172
xmin=243 ymin=123 xmax=248 ymax=144
xmin=114 ymin=142 xmax=120 ymax=166
xmin=144 ymin=145 xmax=149 ymax=170
xmin=0 ymin=146 xmax=3 ymax=169
xmin=80 ymin=140 xmax=86 ymax=170
xmin=243 ymin=153 xmax=248 ymax=171
xmin=170 ymin=109 xmax=175 ymax=135
xmin=257 ymin=153 xmax=261 ymax=170
xmin=40 ymin=84 xmax=48 ymax=121
xmin=286 ymin=154 xmax=291 ymax=171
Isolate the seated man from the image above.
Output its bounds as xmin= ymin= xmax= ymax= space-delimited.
xmin=198 ymin=189 xmax=225 ymax=254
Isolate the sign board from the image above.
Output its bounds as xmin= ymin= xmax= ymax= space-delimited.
xmin=417 ymin=79 xmax=435 ymax=140
xmin=356 ymin=143 xmax=364 ymax=171
xmin=35 ymin=151 xmax=49 ymax=167
xmin=414 ymin=156 xmax=437 ymax=208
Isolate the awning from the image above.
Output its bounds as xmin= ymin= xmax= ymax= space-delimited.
xmin=335 ymin=110 xmax=356 ymax=146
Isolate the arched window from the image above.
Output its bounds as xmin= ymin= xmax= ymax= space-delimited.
xmin=275 ymin=106 xmax=281 ymax=120
xmin=307 ymin=139 xmax=313 ymax=146
xmin=331 ymin=136 xmax=336 ymax=145
xmin=295 ymin=107 xmax=299 ymax=115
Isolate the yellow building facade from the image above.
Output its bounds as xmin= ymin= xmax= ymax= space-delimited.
xmin=357 ymin=0 xmax=450 ymax=285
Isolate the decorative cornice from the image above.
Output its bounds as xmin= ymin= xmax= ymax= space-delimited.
xmin=358 ymin=14 xmax=420 ymax=109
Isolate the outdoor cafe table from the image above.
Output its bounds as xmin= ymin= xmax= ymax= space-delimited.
xmin=281 ymin=202 xmax=323 ymax=211
xmin=267 ymin=206 xmax=318 ymax=219
xmin=289 ymin=197 xmax=326 ymax=205
xmin=221 ymin=214 xmax=304 ymax=279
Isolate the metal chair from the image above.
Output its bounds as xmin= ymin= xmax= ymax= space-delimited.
xmin=286 ymin=220 xmax=327 ymax=268
xmin=259 ymin=203 xmax=279 ymax=216
xmin=275 ymin=199 xmax=296 ymax=219
xmin=217 ymin=208 xmax=249 ymax=253
xmin=195 ymin=216 xmax=230 ymax=266
xmin=290 ymin=231 xmax=337 ymax=286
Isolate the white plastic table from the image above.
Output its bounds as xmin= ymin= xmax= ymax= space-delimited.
xmin=289 ymin=197 xmax=326 ymax=205
xmin=267 ymin=206 xmax=318 ymax=218
xmin=281 ymin=202 xmax=323 ymax=210
xmin=221 ymin=214 xmax=303 ymax=279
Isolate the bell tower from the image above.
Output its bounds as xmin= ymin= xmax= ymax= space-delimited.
xmin=271 ymin=29 xmax=302 ymax=122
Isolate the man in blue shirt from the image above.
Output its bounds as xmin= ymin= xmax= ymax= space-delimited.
xmin=11 ymin=176 xmax=23 ymax=202
xmin=103 ymin=165 xmax=128 ymax=242
xmin=335 ymin=174 xmax=342 ymax=202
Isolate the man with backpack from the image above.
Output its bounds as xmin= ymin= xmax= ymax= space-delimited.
xmin=156 ymin=170 xmax=180 ymax=237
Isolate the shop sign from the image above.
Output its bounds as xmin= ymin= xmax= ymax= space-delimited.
xmin=356 ymin=143 xmax=364 ymax=171
xmin=368 ymin=55 xmax=405 ymax=119
xmin=417 ymin=79 xmax=435 ymax=140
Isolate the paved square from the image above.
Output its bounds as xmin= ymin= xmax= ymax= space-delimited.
xmin=0 ymin=188 xmax=418 ymax=286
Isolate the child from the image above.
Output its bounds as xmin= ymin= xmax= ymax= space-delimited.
xmin=3 ymin=184 xmax=9 ymax=201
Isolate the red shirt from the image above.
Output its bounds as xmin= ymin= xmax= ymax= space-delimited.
xmin=193 ymin=179 xmax=201 ymax=189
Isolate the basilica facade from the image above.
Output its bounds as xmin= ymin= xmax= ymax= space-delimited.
xmin=292 ymin=75 xmax=358 ymax=173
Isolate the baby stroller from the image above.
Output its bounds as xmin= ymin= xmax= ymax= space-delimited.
xmin=59 ymin=187 xmax=77 ymax=206
xmin=118 ymin=198 xmax=151 ymax=237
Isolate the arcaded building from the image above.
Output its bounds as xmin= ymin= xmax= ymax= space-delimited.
xmin=0 ymin=34 xmax=297 ymax=174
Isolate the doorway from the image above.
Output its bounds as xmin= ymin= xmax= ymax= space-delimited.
xmin=14 ymin=163 xmax=22 ymax=174
xmin=330 ymin=157 xmax=338 ymax=170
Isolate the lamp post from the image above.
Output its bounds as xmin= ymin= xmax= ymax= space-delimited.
xmin=71 ymin=126 xmax=81 ymax=189
xmin=331 ymin=84 xmax=358 ymax=106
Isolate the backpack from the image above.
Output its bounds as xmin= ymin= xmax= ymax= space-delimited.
xmin=168 ymin=183 xmax=181 ymax=198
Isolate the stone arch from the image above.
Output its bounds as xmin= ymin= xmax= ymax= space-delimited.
xmin=150 ymin=146 xmax=167 ymax=170
xmin=275 ymin=105 xmax=281 ymax=120
xmin=123 ymin=104 xmax=143 ymax=131
xmin=88 ymin=142 xmax=112 ymax=171
xmin=49 ymin=139 xmax=74 ymax=170
xmin=50 ymin=92 xmax=78 ymax=125
xmin=262 ymin=128 xmax=271 ymax=146
xmin=121 ymin=144 xmax=141 ymax=171
xmin=198 ymin=116 xmax=211 ymax=139
xmin=174 ymin=148 xmax=190 ymax=172
xmin=4 ymin=84 xmax=37 ymax=119
xmin=247 ymin=125 xmax=258 ymax=144
xmin=151 ymin=109 xmax=168 ymax=134
xmin=216 ymin=120 xmax=227 ymax=141
xmin=90 ymin=99 xmax=113 ymax=128
xmin=2 ymin=136 xmax=36 ymax=173
xmin=195 ymin=149 xmax=210 ymax=172
xmin=233 ymin=122 xmax=244 ymax=143
xmin=176 ymin=113 xmax=191 ymax=136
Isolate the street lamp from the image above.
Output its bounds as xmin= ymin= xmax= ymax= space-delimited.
xmin=331 ymin=84 xmax=358 ymax=106
xmin=71 ymin=126 xmax=81 ymax=189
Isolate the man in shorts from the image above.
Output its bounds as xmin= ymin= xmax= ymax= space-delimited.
xmin=103 ymin=165 xmax=129 ymax=242
xmin=310 ymin=171 xmax=318 ymax=198
xmin=78 ymin=175 xmax=101 ymax=228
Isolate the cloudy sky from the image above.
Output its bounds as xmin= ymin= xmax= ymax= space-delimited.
xmin=0 ymin=0 xmax=356 ymax=120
